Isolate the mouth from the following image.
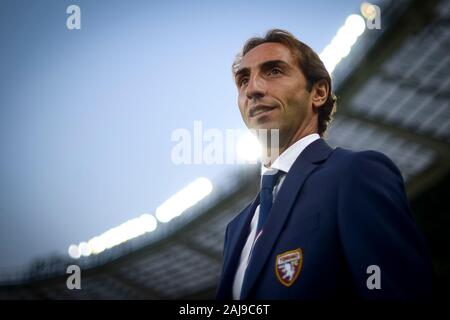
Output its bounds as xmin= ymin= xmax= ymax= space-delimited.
xmin=249 ymin=105 xmax=277 ymax=118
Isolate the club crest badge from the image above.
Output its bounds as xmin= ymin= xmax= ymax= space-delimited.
xmin=275 ymin=248 xmax=303 ymax=287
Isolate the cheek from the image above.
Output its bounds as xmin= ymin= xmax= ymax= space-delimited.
xmin=269 ymin=86 xmax=294 ymax=107
xmin=238 ymin=96 xmax=246 ymax=115
xmin=237 ymin=104 xmax=248 ymax=127
xmin=287 ymin=90 xmax=310 ymax=112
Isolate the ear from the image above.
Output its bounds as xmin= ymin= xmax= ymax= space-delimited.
xmin=311 ymin=79 xmax=329 ymax=109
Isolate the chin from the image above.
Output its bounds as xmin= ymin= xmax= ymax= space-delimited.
xmin=250 ymin=120 xmax=280 ymax=132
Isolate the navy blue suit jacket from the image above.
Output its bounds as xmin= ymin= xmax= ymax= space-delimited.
xmin=216 ymin=138 xmax=432 ymax=300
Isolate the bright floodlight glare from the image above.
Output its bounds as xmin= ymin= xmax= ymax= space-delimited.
xmin=361 ymin=2 xmax=378 ymax=20
xmin=346 ymin=14 xmax=366 ymax=37
xmin=140 ymin=213 xmax=158 ymax=232
xmin=68 ymin=244 xmax=81 ymax=259
xmin=319 ymin=14 xmax=365 ymax=74
xmin=67 ymin=177 xmax=210 ymax=258
xmin=78 ymin=241 xmax=91 ymax=257
xmin=88 ymin=236 xmax=105 ymax=255
xmin=68 ymin=212 xmax=159 ymax=258
xmin=236 ymin=131 xmax=262 ymax=162
xmin=156 ymin=177 xmax=213 ymax=223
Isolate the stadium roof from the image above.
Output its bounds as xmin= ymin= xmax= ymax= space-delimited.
xmin=1 ymin=0 xmax=449 ymax=299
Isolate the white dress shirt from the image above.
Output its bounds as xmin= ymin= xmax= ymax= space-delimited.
xmin=232 ymin=133 xmax=320 ymax=300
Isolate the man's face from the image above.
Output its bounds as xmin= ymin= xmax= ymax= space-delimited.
xmin=235 ymin=42 xmax=315 ymax=146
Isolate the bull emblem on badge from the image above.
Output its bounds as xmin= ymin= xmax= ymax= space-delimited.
xmin=275 ymin=248 xmax=303 ymax=287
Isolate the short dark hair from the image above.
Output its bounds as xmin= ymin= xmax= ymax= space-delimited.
xmin=232 ymin=29 xmax=337 ymax=137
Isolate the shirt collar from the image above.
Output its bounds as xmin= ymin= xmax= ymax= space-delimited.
xmin=261 ymin=133 xmax=320 ymax=175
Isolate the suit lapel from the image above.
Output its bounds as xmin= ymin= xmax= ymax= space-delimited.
xmin=240 ymin=138 xmax=333 ymax=299
xmin=216 ymin=194 xmax=260 ymax=299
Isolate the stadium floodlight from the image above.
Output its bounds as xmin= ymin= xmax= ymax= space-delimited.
xmin=68 ymin=213 xmax=158 ymax=258
xmin=360 ymin=2 xmax=378 ymax=20
xmin=320 ymin=14 xmax=366 ymax=74
xmin=68 ymin=176 xmax=212 ymax=259
xmin=78 ymin=241 xmax=92 ymax=257
xmin=68 ymin=244 xmax=81 ymax=259
xmin=155 ymin=177 xmax=213 ymax=223
xmin=88 ymin=236 xmax=105 ymax=255
xmin=91 ymin=213 xmax=158 ymax=254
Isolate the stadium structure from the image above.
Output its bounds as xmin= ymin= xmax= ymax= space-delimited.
xmin=0 ymin=0 xmax=449 ymax=299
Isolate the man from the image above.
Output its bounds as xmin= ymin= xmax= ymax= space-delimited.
xmin=216 ymin=29 xmax=432 ymax=300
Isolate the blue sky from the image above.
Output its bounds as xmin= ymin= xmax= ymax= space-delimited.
xmin=0 ymin=0 xmax=363 ymax=269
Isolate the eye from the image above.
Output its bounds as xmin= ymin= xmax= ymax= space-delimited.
xmin=238 ymin=77 xmax=249 ymax=87
xmin=268 ymin=67 xmax=283 ymax=75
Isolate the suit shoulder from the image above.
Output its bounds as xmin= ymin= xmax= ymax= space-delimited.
xmin=329 ymin=147 xmax=405 ymax=190
xmin=331 ymin=147 xmax=400 ymax=173
xmin=331 ymin=146 xmax=390 ymax=161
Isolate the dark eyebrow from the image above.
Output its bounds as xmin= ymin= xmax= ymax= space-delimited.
xmin=260 ymin=60 xmax=291 ymax=71
xmin=234 ymin=59 xmax=291 ymax=81
xmin=234 ymin=67 xmax=250 ymax=81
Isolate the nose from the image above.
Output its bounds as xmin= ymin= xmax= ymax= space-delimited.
xmin=246 ymin=74 xmax=266 ymax=100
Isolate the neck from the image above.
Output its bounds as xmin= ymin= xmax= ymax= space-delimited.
xmin=261 ymin=124 xmax=318 ymax=167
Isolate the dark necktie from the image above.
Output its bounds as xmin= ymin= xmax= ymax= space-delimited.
xmin=240 ymin=169 xmax=283 ymax=299
xmin=256 ymin=169 xmax=283 ymax=235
